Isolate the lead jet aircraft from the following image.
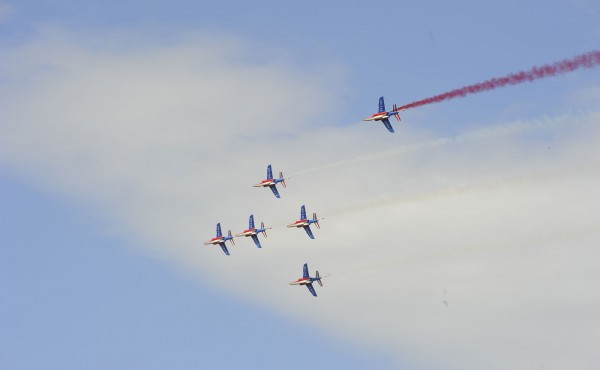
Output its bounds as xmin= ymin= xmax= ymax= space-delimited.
xmin=363 ymin=96 xmax=402 ymax=133
xmin=289 ymin=263 xmax=324 ymax=297
xmin=203 ymin=223 xmax=235 ymax=256
xmin=287 ymin=205 xmax=322 ymax=239
xmin=235 ymin=214 xmax=271 ymax=248
xmin=253 ymin=164 xmax=287 ymax=198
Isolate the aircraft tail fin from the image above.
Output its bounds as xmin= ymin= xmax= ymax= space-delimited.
xmin=393 ymin=103 xmax=401 ymax=121
xmin=279 ymin=172 xmax=286 ymax=188
xmin=316 ymin=271 xmax=323 ymax=287
xmin=228 ymin=230 xmax=235 ymax=245
xmin=313 ymin=213 xmax=320 ymax=229
xmin=261 ymin=222 xmax=268 ymax=237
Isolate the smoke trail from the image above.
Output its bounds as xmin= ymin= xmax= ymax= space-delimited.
xmin=397 ymin=50 xmax=600 ymax=111
xmin=331 ymin=224 xmax=600 ymax=277
xmin=256 ymin=158 xmax=589 ymax=230
xmin=289 ymin=111 xmax=595 ymax=177
xmin=327 ymin=160 xmax=600 ymax=218
xmin=329 ymin=161 xmax=600 ymax=276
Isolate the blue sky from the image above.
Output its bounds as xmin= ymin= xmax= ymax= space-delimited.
xmin=1 ymin=1 xmax=599 ymax=369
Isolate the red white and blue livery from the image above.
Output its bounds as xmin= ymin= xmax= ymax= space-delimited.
xmin=363 ymin=96 xmax=403 ymax=133
xmin=235 ymin=214 xmax=272 ymax=248
xmin=253 ymin=164 xmax=287 ymax=198
xmin=287 ymin=205 xmax=322 ymax=239
xmin=203 ymin=223 xmax=235 ymax=256
xmin=289 ymin=263 xmax=324 ymax=297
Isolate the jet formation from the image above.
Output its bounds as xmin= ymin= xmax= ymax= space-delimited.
xmin=204 ymin=97 xmax=402 ymax=296
xmin=206 ymin=52 xmax=600 ymax=295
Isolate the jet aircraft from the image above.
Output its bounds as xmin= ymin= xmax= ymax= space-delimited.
xmin=253 ymin=164 xmax=287 ymax=198
xmin=203 ymin=223 xmax=235 ymax=256
xmin=363 ymin=96 xmax=402 ymax=133
xmin=235 ymin=214 xmax=271 ymax=248
xmin=289 ymin=263 xmax=324 ymax=297
xmin=287 ymin=205 xmax=322 ymax=239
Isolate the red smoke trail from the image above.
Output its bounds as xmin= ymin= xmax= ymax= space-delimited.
xmin=397 ymin=50 xmax=600 ymax=111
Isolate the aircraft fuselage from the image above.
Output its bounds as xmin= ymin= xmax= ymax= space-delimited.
xmin=364 ymin=112 xmax=391 ymax=121
xmin=254 ymin=179 xmax=276 ymax=187
xmin=287 ymin=219 xmax=309 ymax=228
xmin=289 ymin=278 xmax=311 ymax=286
xmin=203 ymin=237 xmax=225 ymax=245
xmin=236 ymin=229 xmax=258 ymax=237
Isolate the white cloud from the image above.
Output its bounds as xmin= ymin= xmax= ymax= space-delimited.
xmin=1 ymin=31 xmax=600 ymax=369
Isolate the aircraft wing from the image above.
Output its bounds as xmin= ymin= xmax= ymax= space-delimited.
xmin=303 ymin=263 xmax=309 ymax=278
xmin=251 ymin=234 xmax=262 ymax=248
xmin=303 ymin=225 xmax=315 ymax=239
xmin=382 ymin=118 xmax=394 ymax=133
xmin=306 ymin=283 xmax=317 ymax=297
xmin=219 ymin=242 xmax=230 ymax=256
xmin=269 ymin=185 xmax=280 ymax=198
xmin=378 ymin=96 xmax=386 ymax=113
xmin=267 ymin=164 xmax=273 ymax=179
xmin=216 ymin=223 xmax=222 ymax=238
xmin=301 ymin=205 xmax=307 ymax=220
xmin=249 ymin=215 xmax=255 ymax=229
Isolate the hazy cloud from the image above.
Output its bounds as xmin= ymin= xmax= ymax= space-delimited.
xmin=1 ymin=31 xmax=599 ymax=369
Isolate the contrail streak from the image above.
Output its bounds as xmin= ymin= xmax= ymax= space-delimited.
xmin=328 ymin=160 xmax=600 ymax=218
xmin=397 ymin=50 xmax=600 ymax=111
xmin=331 ymin=225 xmax=600 ymax=277
xmin=289 ymin=111 xmax=593 ymax=177
xmin=277 ymin=159 xmax=600 ymax=242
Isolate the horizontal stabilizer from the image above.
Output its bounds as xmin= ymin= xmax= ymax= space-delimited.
xmin=279 ymin=172 xmax=286 ymax=188
xmin=393 ymin=103 xmax=401 ymax=122
xmin=261 ymin=222 xmax=268 ymax=238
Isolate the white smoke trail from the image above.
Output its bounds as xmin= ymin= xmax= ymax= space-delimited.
xmin=289 ymin=112 xmax=591 ymax=177
xmin=327 ymin=160 xmax=600 ymax=217
xmin=331 ymin=224 xmax=600 ymax=277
